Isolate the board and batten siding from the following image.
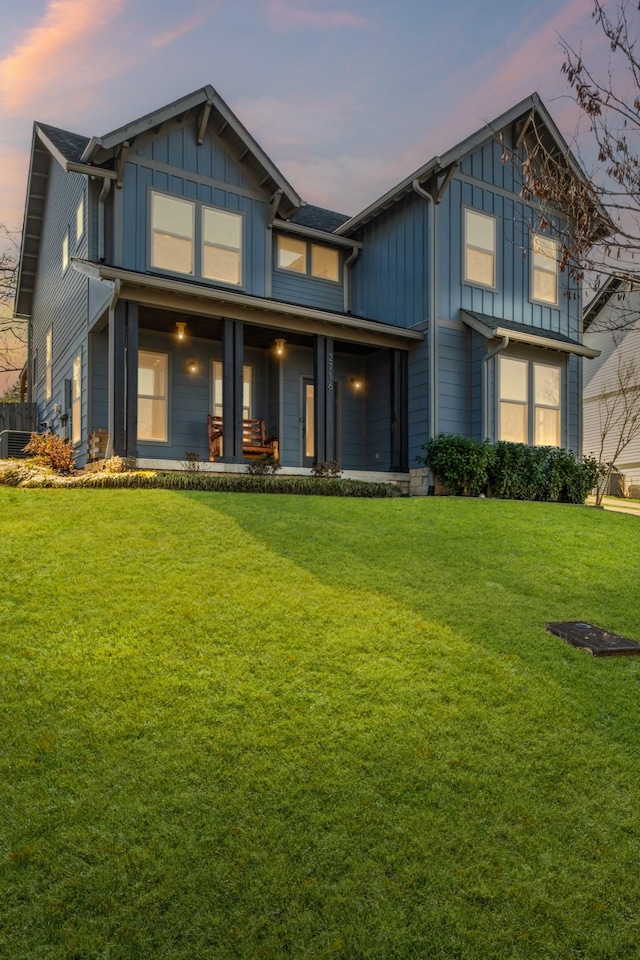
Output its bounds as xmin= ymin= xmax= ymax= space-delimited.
xmin=271 ymin=266 xmax=344 ymax=313
xmin=118 ymin=120 xmax=268 ymax=297
xmin=350 ymin=193 xmax=430 ymax=327
xmin=437 ymin=173 xmax=580 ymax=339
xmin=31 ymin=161 xmax=89 ymax=458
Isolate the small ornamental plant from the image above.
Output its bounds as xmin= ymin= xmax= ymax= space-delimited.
xmin=23 ymin=433 xmax=75 ymax=474
xmin=311 ymin=460 xmax=342 ymax=478
xmin=246 ymin=454 xmax=281 ymax=475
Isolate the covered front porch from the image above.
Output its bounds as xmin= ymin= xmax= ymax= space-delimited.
xmin=82 ymin=264 xmax=423 ymax=477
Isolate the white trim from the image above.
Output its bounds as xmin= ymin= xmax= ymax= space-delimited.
xmin=136 ymin=458 xmax=407 ymax=482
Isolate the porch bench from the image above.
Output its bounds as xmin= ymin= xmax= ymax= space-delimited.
xmin=208 ymin=415 xmax=279 ymax=461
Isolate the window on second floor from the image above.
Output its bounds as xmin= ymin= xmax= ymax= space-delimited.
xmin=531 ymin=234 xmax=559 ymax=305
xmin=62 ymin=231 xmax=69 ymax=272
xmin=203 ymin=208 xmax=242 ymax=285
xmin=76 ymin=199 xmax=84 ymax=243
xmin=499 ymin=356 xmax=561 ymax=447
xmin=151 ymin=193 xmax=194 ymax=276
xmin=464 ymin=209 xmax=496 ymax=289
xmin=277 ymin=235 xmax=340 ymax=282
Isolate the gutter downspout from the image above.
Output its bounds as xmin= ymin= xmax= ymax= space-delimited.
xmin=98 ymin=177 xmax=111 ymax=263
xmin=413 ymin=179 xmax=437 ymax=439
xmin=483 ymin=336 xmax=509 ymax=441
xmin=105 ymin=279 xmax=122 ymax=460
xmin=343 ymin=245 xmax=360 ymax=313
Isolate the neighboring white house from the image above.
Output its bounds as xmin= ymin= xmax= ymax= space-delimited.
xmin=583 ymin=278 xmax=640 ymax=488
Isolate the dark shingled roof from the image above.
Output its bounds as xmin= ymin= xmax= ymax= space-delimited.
xmin=464 ymin=312 xmax=580 ymax=347
xmin=289 ymin=204 xmax=350 ymax=233
xmin=37 ymin=123 xmax=90 ymax=163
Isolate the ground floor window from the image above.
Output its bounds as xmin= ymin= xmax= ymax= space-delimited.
xmin=499 ymin=356 xmax=561 ymax=447
xmin=211 ymin=361 xmax=252 ymax=418
xmin=138 ymin=351 xmax=168 ymax=441
xmin=72 ymin=354 xmax=81 ymax=445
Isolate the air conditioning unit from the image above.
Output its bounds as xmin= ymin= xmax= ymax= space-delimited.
xmin=0 ymin=430 xmax=34 ymax=459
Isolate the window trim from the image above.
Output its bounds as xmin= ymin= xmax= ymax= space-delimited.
xmin=137 ymin=349 xmax=170 ymax=444
xmin=463 ymin=207 xmax=497 ymax=291
xmin=275 ymin=234 xmax=341 ymax=284
xmin=498 ymin=354 xmax=563 ymax=448
xmin=148 ymin=188 xmax=244 ymax=289
xmin=530 ymin=232 xmax=560 ymax=308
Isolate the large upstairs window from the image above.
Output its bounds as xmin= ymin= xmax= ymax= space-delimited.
xmin=149 ymin=191 xmax=243 ymax=286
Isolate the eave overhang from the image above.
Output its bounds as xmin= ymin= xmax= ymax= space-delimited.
xmin=337 ymin=93 xmax=611 ymax=238
xmin=461 ymin=309 xmax=600 ymax=359
xmin=71 ymin=260 xmax=423 ymax=350
xmin=272 ymin=219 xmax=363 ymax=249
xmin=80 ymin=85 xmax=302 ymax=216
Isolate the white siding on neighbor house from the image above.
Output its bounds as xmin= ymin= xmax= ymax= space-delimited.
xmin=584 ymin=312 xmax=640 ymax=482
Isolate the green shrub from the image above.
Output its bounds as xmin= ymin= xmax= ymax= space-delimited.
xmin=419 ymin=434 xmax=494 ymax=496
xmin=23 ymin=433 xmax=75 ymax=473
xmin=421 ymin=434 xmax=600 ymax=505
xmin=246 ymin=455 xmax=281 ymax=475
xmin=103 ymin=456 xmax=138 ymax=474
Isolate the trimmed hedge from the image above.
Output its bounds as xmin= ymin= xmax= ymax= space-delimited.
xmin=0 ymin=461 xmax=401 ymax=498
xmin=420 ymin=434 xmax=601 ymax=504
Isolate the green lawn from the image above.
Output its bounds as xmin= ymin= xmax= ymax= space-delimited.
xmin=2 ymin=489 xmax=640 ymax=960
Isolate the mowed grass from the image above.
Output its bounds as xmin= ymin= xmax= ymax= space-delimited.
xmin=2 ymin=489 xmax=640 ymax=960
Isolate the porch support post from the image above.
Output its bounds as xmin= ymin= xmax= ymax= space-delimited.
xmin=125 ymin=301 xmax=138 ymax=458
xmin=313 ymin=335 xmax=335 ymax=464
xmin=390 ymin=349 xmax=408 ymax=472
xmin=222 ymin=318 xmax=244 ymax=462
xmin=111 ymin=300 xmax=127 ymax=456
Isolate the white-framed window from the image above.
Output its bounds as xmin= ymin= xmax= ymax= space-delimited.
xmin=531 ymin=234 xmax=559 ymax=305
xmin=150 ymin=193 xmax=194 ymax=276
xmin=499 ymin=356 xmax=561 ymax=447
xmin=276 ymin=235 xmax=340 ymax=282
xmin=464 ymin=208 xmax=496 ymax=289
xmin=62 ymin=231 xmax=69 ymax=272
xmin=76 ymin=199 xmax=84 ymax=243
xmin=534 ymin=363 xmax=561 ymax=446
xmin=45 ymin=327 xmax=52 ymax=400
xmin=72 ymin=354 xmax=81 ymax=446
xmin=202 ymin=208 xmax=242 ymax=285
xmin=138 ymin=351 xmax=168 ymax=442
xmin=212 ymin=361 xmax=253 ymax=418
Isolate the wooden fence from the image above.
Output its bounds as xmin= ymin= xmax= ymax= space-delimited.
xmin=0 ymin=403 xmax=38 ymax=432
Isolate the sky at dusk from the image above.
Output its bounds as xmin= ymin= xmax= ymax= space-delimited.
xmin=0 ymin=0 xmax=612 ymax=232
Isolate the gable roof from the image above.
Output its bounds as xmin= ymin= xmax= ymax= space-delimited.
xmin=36 ymin=123 xmax=90 ymax=163
xmin=288 ymin=204 xmax=350 ymax=232
xmin=461 ymin=309 xmax=600 ymax=359
xmin=583 ymin=276 xmax=626 ymax=332
xmin=81 ymin=85 xmax=302 ymax=216
xmin=336 ymin=93 xmax=609 ymax=237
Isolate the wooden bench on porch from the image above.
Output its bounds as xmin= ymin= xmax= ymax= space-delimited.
xmin=207 ymin=415 xmax=279 ymax=461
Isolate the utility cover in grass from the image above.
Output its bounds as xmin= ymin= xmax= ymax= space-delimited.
xmin=546 ymin=621 xmax=640 ymax=657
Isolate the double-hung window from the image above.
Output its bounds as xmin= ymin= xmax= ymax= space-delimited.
xmin=465 ymin=209 xmax=496 ymax=288
xmin=203 ymin=208 xmax=242 ymax=285
xmin=499 ymin=356 xmax=561 ymax=447
xmin=531 ymin=234 xmax=559 ymax=305
xmin=151 ymin=193 xmax=194 ymax=276
xmin=138 ymin=351 xmax=168 ymax=442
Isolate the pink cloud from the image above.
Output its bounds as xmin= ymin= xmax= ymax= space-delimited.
xmin=0 ymin=0 xmax=127 ymax=113
xmin=150 ymin=5 xmax=219 ymax=48
xmin=264 ymin=0 xmax=369 ymax=32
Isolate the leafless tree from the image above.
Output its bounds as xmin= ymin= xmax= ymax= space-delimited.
xmin=502 ymin=1 xmax=640 ymax=329
xmin=0 ymin=224 xmax=26 ymax=384
xmin=592 ymin=334 xmax=640 ymax=504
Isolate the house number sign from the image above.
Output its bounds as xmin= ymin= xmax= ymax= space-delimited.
xmin=327 ymin=352 xmax=334 ymax=391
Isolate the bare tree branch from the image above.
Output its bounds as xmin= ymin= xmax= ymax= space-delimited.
xmin=0 ymin=223 xmax=26 ymax=379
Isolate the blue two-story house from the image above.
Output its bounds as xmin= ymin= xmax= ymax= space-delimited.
xmin=15 ymin=85 xmax=599 ymax=487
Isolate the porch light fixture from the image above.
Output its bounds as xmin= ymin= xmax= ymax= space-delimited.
xmin=176 ymin=321 xmax=186 ymax=340
xmin=274 ymin=338 xmax=286 ymax=357
xmin=186 ymin=359 xmax=198 ymax=375
xmin=350 ymin=376 xmax=364 ymax=391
